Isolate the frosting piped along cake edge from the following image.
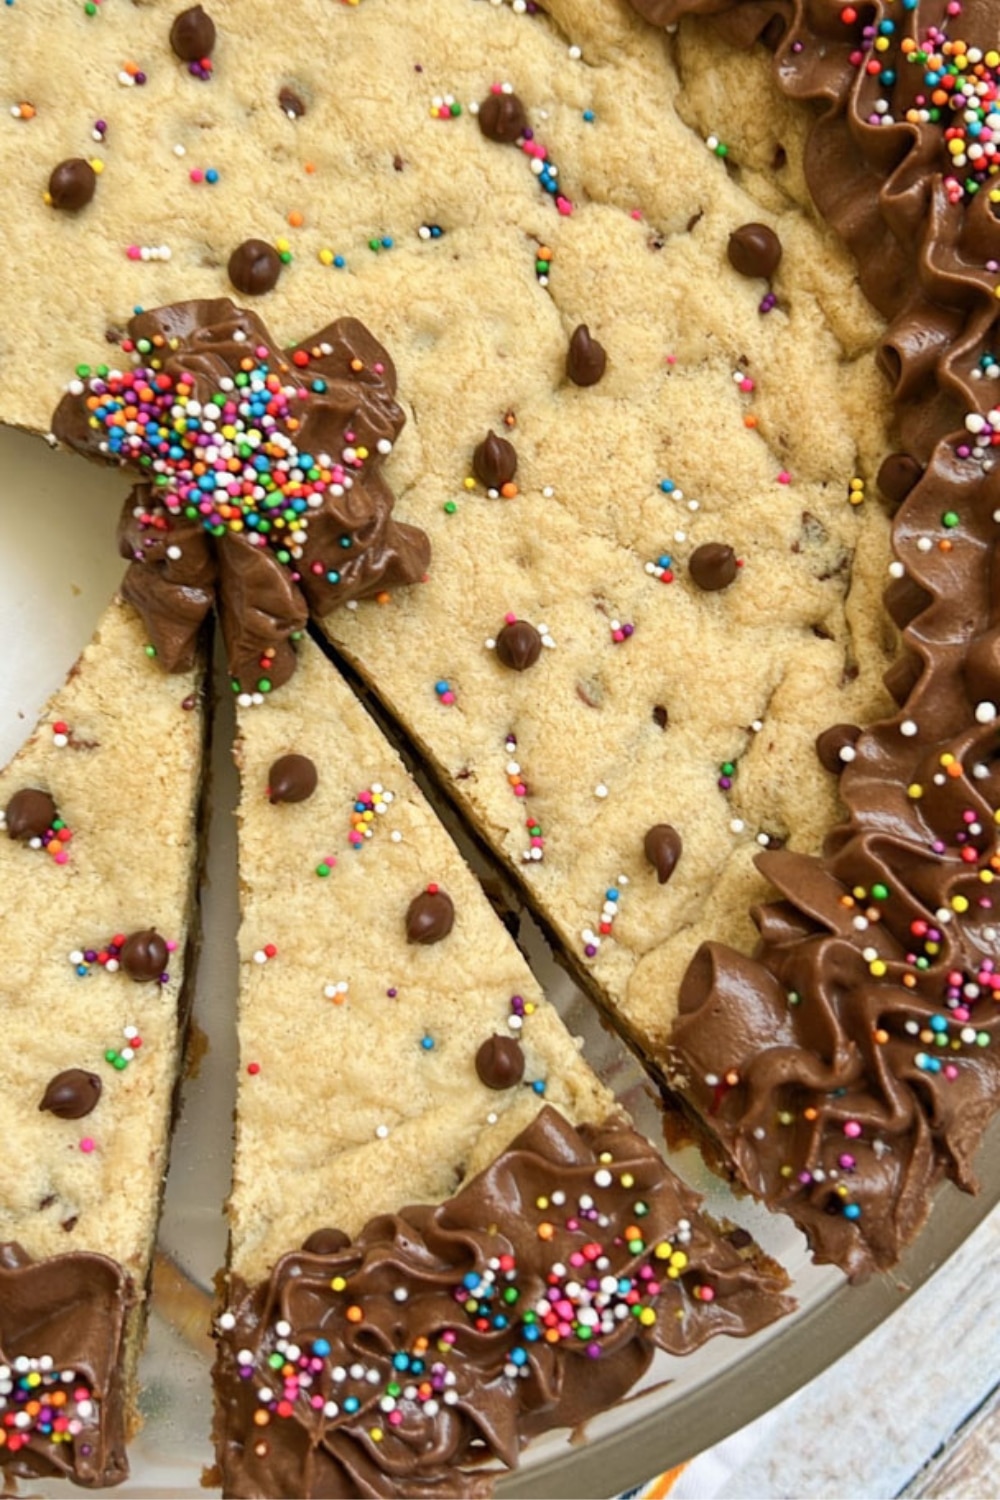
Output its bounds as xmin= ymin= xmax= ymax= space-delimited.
xmin=621 ymin=0 xmax=1000 ymax=1277
xmin=212 ymin=1107 xmax=792 ymax=1500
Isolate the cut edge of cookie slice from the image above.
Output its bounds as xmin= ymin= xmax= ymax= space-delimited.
xmin=211 ymin=633 xmax=793 ymax=1498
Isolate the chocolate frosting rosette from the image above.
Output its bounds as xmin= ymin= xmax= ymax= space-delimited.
xmin=53 ymin=299 xmax=430 ymax=694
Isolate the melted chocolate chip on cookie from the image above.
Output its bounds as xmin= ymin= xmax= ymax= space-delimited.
xmin=567 ymin=325 xmax=608 ymax=386
xmin=267 ymin=754 xmax=318 ymax=804
xmin=170 ymin=5 xmax=216 ymax=61
xmin=121 ymin=929 xmax=169 ymax=982
xmin=477 ymin=91 xmax=527 ymax=144
xmin=40 ymin=1069 xmax=102 ymax=1121
xmin=48 ymin=159 xmax=97 ymax=211
xmin=5 ymin=788 xmax=56 ymax=840
xmin=495 ymin=620 xmax=542 ymax=672
xmin=473 ymin=431 xmax=518 ymax=488
xmin=406 ymin=886 xmax=455 ymax=945
xmin=279 ymin=86 xmax=307 ymax=119
xmin=689 ymin=543 xmax=738 ymax=592
xmin=228 ymin=239 xmax=282 ymax=295
xmin=644 ymin=824 xmax=682 ymax=884
xmin=727 ymin=223 xmax=782 ymax=280
xmin=475 ymin=1035 xmax=525 ymax=1090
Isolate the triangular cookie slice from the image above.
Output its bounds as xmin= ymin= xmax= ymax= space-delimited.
xmin=213 ymin=635 xmax=791 ymax=1497
xmin=0 ymin=597 xmax=207 ymax=1487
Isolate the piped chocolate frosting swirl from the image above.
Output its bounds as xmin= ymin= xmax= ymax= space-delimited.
xmin=630 ymin=0 xmax=1000 ymax=1277
xmin=52 ymin=299 xmax=430 ymax=693
xmin=213 ymin=1108 xmax=791 ymax=1498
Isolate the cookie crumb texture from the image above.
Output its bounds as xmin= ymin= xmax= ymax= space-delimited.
xmin=229 ymin=636 xmax=613 ymax=1286
xmin=0 ymin=600 xmax=206 ymax=1486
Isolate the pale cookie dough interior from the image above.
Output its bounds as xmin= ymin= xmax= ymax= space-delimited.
xmin=230 ymin=635 xmax=613 ymax=1287
xmin=0 ymin=598 xmax=205 ymax=1273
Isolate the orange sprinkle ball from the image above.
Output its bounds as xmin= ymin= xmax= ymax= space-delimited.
xmin=537 ymin=1221 xmax=555 ymax=1241
xmin=304 ymin=161 xmax=316 ymax=174
xmin=346 ymin=1305 xmax=363 ymax=1324
xmin=500 ymin=481 xmax=518 ymax=499
xmin=288 ymin=210 xmax=304 ymax=228
xmin=13 ymin=102 xmax=36 ymax=120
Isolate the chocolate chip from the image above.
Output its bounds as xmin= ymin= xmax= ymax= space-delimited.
xmin=877 ymin=452 xmax=923 ymax=510
xmin=473 ymin=430 xmax=517 ymax=488
xmin=48 ymin=159 xmax=97 ymax=212
xmin=566 ymin=325 xmax=607 ymax=387
xmin=279 ymin=86 xmax=306 ymax=119
xmin=652 ymin=705 xmax=669 ymax=730
xmin=727 ymin=223 xmax=782 ymax=280
xmin=727 ymin=1226 xmax=753 ymax=1249
xmin=815 ymin=723 xmax=861 ymax=774
xmin=39 ymin=1069 xmax=102 ymax=1121
xmin=644 ymin=824 xmax=682 ymax=884
xmin=689 ymin=543 xmax=738 ymax=592
xmin=170 ymin=5 xmax=216 ymax=61
xmin=405 ymin=886 xmax=455 ymax=945
xmin=301 ymin=1226 xmax=350 ymax=1254
xmin=475 ymin=1035 xmax=525 ymax=1090
xmin=495 ymin=620 xmax=542 ymax=672
xmin=5 ymin=788 xmax=57 ymax=840
xmin=477 ymin=91 xmax=527 ymax=144
xmin=228 ymin=238 xmax=282 ymax=295
xmin=121 ymin=928 xmax=168 ymax=982
xmin=267 ymin=753 xmax=318 ymax=804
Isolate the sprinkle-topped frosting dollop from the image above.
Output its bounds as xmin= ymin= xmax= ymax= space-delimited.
xmin=212 ymin=1108 xmax=791 ymax=1498
xmin=52 ymin=299 xmax=430 ymax=695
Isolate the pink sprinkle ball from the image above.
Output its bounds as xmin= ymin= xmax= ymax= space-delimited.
xmin=777 ymin=470 xmax=792 ymax=485
xmin=79 ymin=1138 xmax=96 ymax=1154
xmin=441 ymin=690 xmax=455 ymax=705
xmin=844 ymin=1120 xmax=862 ymax=1138
xmin=190 ymin=168 xmax=204 ymax=183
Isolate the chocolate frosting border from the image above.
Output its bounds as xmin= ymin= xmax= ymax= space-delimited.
xmin=213 ymin=1107 xmax=792 ymax=1498
xmin=629 ymin=0 xmax=1000 ymax=1277
xmin=0 ymin=1244 xmax=135 ymax=1487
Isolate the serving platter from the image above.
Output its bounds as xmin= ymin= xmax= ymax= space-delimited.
xmin=3 ymin=420 xmax=998 ymax=1498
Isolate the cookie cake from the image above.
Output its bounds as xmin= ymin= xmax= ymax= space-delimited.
xmin=0 ymin=0 xmax=999 ymax=1491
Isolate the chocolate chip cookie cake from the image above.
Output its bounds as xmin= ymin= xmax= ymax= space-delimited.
xmin=2 ymin=0 xmax=1000 ymax=1489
